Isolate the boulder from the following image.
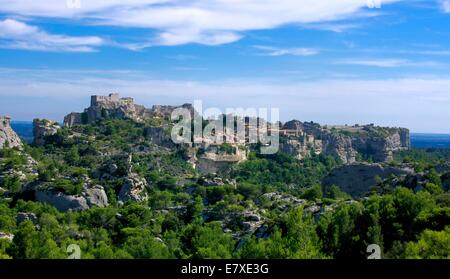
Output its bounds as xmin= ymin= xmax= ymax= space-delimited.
xmin=118 ymin=173 xmax=149 ymax=203
xmin=200 ymin=176 xmax=225 ymax=186
xmin=35 ymin=185 xmax=108 ymax=212
xmin=84 ymin=185 xmax=109 ymax=208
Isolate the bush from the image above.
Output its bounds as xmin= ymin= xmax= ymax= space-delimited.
xmin=52 ymin=179 xmax=83 ymax=195
xmin=2 ymin=175 xmax=22 ymax=193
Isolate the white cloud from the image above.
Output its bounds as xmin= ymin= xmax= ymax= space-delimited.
xmin=0 ymin=19 xmax=103 ymax=52
xmin=441 ymin=0 xmax=450 ymax=13
xmin=336 ymin=58 xmax=409 ymax=67
xmin=334 ymin=58 xmax=446 ymax=68
xmin=254 ymin=45 xmax=319 ymax=56
xmin=155 ymin=29 xmax=242 ymax=46
xmin=397 ymin=49 xmax=450 ymax=56
xmin=302 ymin=22 xmax=362 ymax=33
xmin=0 ymin=0 xmax=402 ymax=47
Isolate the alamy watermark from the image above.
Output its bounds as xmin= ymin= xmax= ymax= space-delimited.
xmin=367 ymin=244 xmax=382 ymax=259
xmin=170 ymin=100 xmax=280 ymax=154
xmin=67 ymin=244 xmax=81 ymax=259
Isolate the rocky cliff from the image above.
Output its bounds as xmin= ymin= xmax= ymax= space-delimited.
xmin=195 ymin=144 xmax=248 ymax=174
xmin=0 ymin=116 xmax=23 ymax=149
xmin=62 ymin=94 xmax=410 ymax=168
xmin=279 ymin=120 xmax=410 ymax=163
xmin=33 ymin=118 xmax=60 ymax=146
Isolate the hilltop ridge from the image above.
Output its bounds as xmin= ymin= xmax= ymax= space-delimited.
xmin=61 ymin=93 xmax=410 ymax=165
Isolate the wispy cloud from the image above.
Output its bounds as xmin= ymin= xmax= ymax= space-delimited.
xmin=0 ymin=0 xmax=402 ymax=47
xmin=397 ymin=49 xmax=450 ymax=56
xmin=335 ymin=58 xmax=408 ymax=67
xmin=335 ymin=58 xmax=446 ymax=68
xmin=302 ymin=22 xmax=362 ymax=33
xmin=0 ymin=19 xmax=103 ymax=52
xmin=441 ymin=0 xmax=450 ymax=13
xmin=254 ymin=45 xmax=319 ymax=57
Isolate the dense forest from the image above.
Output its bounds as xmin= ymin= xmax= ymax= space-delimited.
xmin=0 ymin=119 xmax=449 ymax=259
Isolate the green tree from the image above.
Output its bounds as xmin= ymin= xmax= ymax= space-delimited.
xmin=239 ymin=208 xmax=324 ymax=259
xmin=404 ymin=227 xmax=450 ymax=259
xmin=9 ymin=221 xmax=66 ymax=259
xmin=301 ymin=184 xmax=323 ymax=200
xmin=122 ymin=228 xmax=171 ymax=259
xmin=182 ymin=221 xmax=234 ymax=259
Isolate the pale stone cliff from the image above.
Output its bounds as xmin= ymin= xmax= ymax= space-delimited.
xmin=0 ymin=116 xmax=23 ymax=149
xmin=33 ymin=118 xmax=60 ymax=146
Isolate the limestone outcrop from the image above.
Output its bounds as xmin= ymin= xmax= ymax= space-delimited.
xmin=118 ymin=173 xmax=149 ymax=203
xmin=35 ymin=184 xmax=108 ymax=212
xmin=33 ymin=118 xmax=60 ymax=146
xmin=279 ymin=121 xmax=410 ymax=163
xmin=0 ymin=116 xmax=23 ymax=149
xmin=195 ymin=144 xmax=248 ymax=174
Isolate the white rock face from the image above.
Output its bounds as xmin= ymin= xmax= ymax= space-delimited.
xmin=195 ymin=144 xmax=248 ymax=174
xmin=0 ymin=116 xmax=23 ymax=149
xmin=118 ymin=173 xmax=149 ymax=203
xmin=35 ymin=185 xmax=108 ymax=212
xmin=33 ymin=118 xmax=60 ymax=146
xmin=279 ymin=120 xmax=410 ymax=164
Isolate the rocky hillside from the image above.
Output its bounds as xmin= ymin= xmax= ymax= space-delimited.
xmin=1 ymin=93 xmax=447 ymax=260
xmin=62 ymin=94 xmax=410 ymax=167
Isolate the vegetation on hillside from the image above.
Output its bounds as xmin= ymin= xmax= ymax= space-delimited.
xmin=1 ymin=119 xmax=449 ymax=259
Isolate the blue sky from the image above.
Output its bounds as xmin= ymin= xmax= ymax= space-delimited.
xmin=1 ymin=0 xmax=450 ymax=133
